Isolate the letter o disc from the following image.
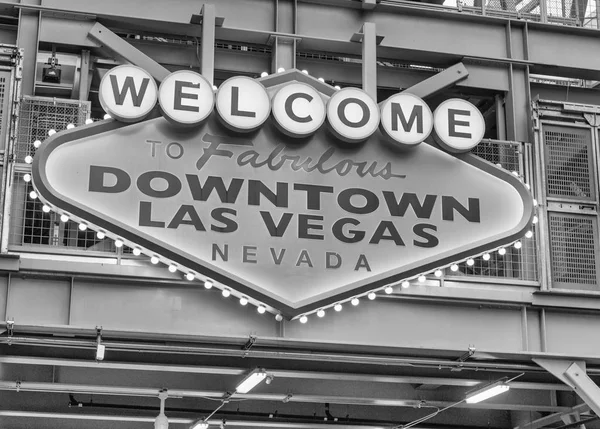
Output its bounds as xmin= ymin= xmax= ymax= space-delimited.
xmin=433 ymin=98 xmax=485 ymax=153
xmin=99 ymin=65 xmax=158 ymax=123
xmin=327 ymin=88 xmax=380 ymax=143
xmin=158 ymin=70 xmax=214 ymax=126
xmin=379 ymin=93 xmax=433 ymax=148
xmin=216 ymin=76 xmax=271 ymax=132
xmin=272 ymin=83 xmax=325 ymax=138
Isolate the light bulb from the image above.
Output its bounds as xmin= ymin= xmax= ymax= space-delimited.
xmin=299 ymin=315 xmax=308 ymax=324
xmin=257 ymin=305 xmax=266 ymax=314
xmin=222 ymin=288 xmax=231 ymax=298
xmin=132 ymin=248 xmax=141 ymax=256
xmin=483 ymin=253 xmax=491 ymax=261
xmin=275 ymin=314 xmax=283 ymax=322
xmin=240 ymin=296 xmax=248 ymax=306
xmin=168 ymin=265 xmax=177 ymax=273
xmin=401 ymin=281 xmax=410 ymax=288
xmin=525 ymin=230 xmax=533 ymax=239
xmin=317 ymin=309 xmax=325 ymax=317
xmin=103 ymin=113 xmax=111 ymax=120
xmin=334 ymin=85 xmax=341 ymax=90
xmin=29 ymin=190 xmax=37 ymax=199
xmin=514 ymin=241 xmax=522 ymax=249
xmin=466 ymin=258 xmax=475 ymax=266
xmin=385 ymin=286 xmax=393 ymax=294
xmin=60 ymin=214 xmax=69 ymax=222
xmin=114 ymin=239 xmax=123 ymax=248
xmin=24 ymin=155 xmax=32 ymax=164
xmin=85 ymin=118 xmax=93 ymax=124
xmin=334 ymin=303 xmax=342 ymax=312
xmin=301 ymin=69 xmax=309 ymax=74
xmin=533 ymin=215 xmax=538 ymax=224
xmin=533 ymin=199 xmax=538 ymax=207
xmin=418 ymin=275 xmax=426 ymax=283
xmin=186 ymin=272 xmax=195 ymax=281
xmin=96 ymin=231 xmax=105 ymax=239
xmin=351 ymin=297 xmax=359 ymax=306
xmin=368 ymin=292 xmax=376 ymax=300
xmin=23 ymin=173 xmax=31 ymax=182
xmin=42 ymin=205 xmax=50 ymax=213
xmin=204 ymin=279 xmax=213 ymax=289
xmin=260 ymin=71 xmax=268 ymax=77
xmin=66 ymin=123 xmax=75 ymax=129
xmin=525 ymin=183 xmax=530 ymax=190
xmin=151 ymin=256 xmax=159 ymax=264
xmin=78 ymin=223 xmax=87 ymax=231
xmin=33 ymin=140 xmax=41 ymax=148
xmin=450 ymin=264 xmax=459 ymax=272
xmin=48 ymin=129 xmax=56 ymax=136
xmin=512 ymin=170 xmax=519 ymax=176
xmin=277 ymin=67 xmax=285 ymax=73
xmin=498 ymin=247 xmax=506 ymax=256
xmin=212 ymin=85 xmax=218 ymax=91
xmin=434 ymin=270 xmax=442 ymax=277
xmin=318 ymin=77 xmax=325 ymax=82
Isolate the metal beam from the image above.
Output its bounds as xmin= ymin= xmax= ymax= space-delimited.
xmin=16 ymin=8 xmax=39 ymax=95
xmin=86 ymin=22 xmax=170 ymax=82
xmin=361 ymin=22 xmax=377 ymax=100
xmin=564 ymin=363 xmax=600 ymax=418
xmin=0 ymin=381 xmax=572 ymax=411
xmin=400 ymin=62 xmax=469 ymax=99
xmin=201 ymin=4 xmax=215 ymax=84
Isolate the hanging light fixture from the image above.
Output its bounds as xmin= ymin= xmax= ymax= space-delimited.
xmin=465 ymin=380 xmax=510 ymax=404
xmin=235 ymin=368 xmax=268 ymax=394
xmin=154 ymin=389 xmax=169 ymax=429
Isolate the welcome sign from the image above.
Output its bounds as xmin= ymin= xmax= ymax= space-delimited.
xmin=32 ymin=66 xmax=534 ymax=319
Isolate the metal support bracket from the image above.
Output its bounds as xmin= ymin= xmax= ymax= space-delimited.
xmin=242 ymin=335 xmax=257 ymax=358
xmin=534 ymin=358 xmax=600 ymax=417
xmin=401 ymin=62 xmax=469 ymax=100
xmin=87 ymin=22 xmax=170 ymax=83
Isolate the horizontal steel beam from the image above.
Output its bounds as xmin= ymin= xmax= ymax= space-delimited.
xmin=514 ymin=403 xmax=591 ymax=429
xmin=0 ymin=356 xmax=570 ymax=390
xmin=0 ymin=381 xmax=572 ymax=411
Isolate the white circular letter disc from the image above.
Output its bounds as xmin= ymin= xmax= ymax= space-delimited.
xmin=433 ymin=98 xmax=485 ymax=153
xmin=99 ymin=65 xmax=158 ymax=123
xmin=272 ymin=83 xmax=325 ymax=138
xmin=380 ymin=93 xmax=433 ymax=148
xmin=327 ymin=88 xmax=380 ymax=143
xmin=216 ymin=76 xmax=271 ymax=132
xmin=158 ymin=70 xmax=214 ymax=126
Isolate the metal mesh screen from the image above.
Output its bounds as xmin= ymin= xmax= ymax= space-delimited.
xmin=14 ymin=96 xmax=90 ymax=162
xmin=8 ymin=172 xmax=117 ymax=252
xmin=544 ymin=125 xmax=595 ymax=201
xmin=549 ymin=212 xmax=599 ymax=289
xmin=445 ymin=140 xmax=538 ymax=281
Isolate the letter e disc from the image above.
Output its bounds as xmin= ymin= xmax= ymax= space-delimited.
xmin=327 ymin=88 xmax=379 ymax=143
xmin=216 ymin=76 xmax=271 ymax=132
xmin=158 ymin=70 xmax=214 ymax=126
xmin=272 ymin=83 xmax=325 ymax=138
xmin=433 ymin=98 xmax=485 ymax=153
xmin=99 ymin=65 xmax=158 ymax=123
xmin=379 ymin=93 xmax=433 ymax=148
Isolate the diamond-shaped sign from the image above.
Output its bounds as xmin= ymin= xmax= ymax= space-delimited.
xmin=32 ymin=71 xmax=533 ymax=318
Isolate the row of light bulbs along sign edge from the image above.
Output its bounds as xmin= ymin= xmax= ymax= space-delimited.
xmin=24 ymin=122 xmax=538 ymax=323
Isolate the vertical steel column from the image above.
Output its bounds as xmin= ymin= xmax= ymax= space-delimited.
xmin=16 ymin=8 xmax=40 ymax=96
xmin=271 ymin=0 xmax=296 ymax=72
xmin=77 ymin=50 xmax=91 ymax=101
xmin=362 ymin=22 xmax=377 ymax=101
xmin=201 ymin=4 xmax=216 ymax=85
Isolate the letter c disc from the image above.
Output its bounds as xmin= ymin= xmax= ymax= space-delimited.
xmin=272 ymin=83 xmax=326 ymax=138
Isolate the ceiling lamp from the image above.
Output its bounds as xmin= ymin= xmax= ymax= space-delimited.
xmin=465 ymin=380 xmax=510 ymax=404
xmin=154 ymin=390 xmax=169 ymax=429
xmin=235 ymin=368 xmax=268 ymax=394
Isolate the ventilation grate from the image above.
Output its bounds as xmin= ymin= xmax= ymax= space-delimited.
xmin=544 ymin=125 xmax=595 ymax=201
xmin=549 ymin=212 xmax=599 ymax=289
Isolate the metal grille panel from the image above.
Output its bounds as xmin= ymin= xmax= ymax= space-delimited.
xmin=9 ymin=172 xmax=117 ymax=252
xmin=544 ymin=125 xmax=595 ymax=201
xmin=549 ymin=212 xmax=599 ymax=289
xmin=14 ymin=96 xmax=90 ymax=162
